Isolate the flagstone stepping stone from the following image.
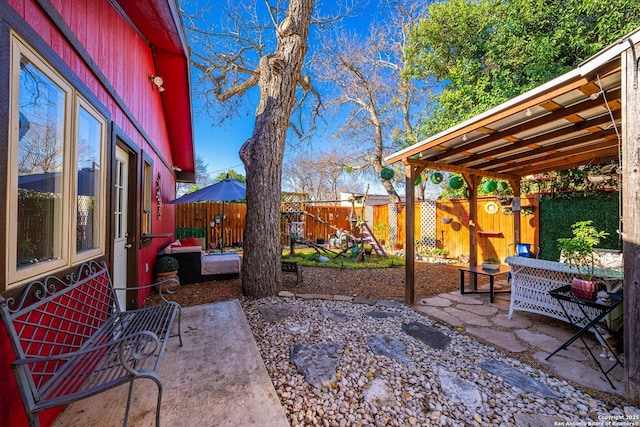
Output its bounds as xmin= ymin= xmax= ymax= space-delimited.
xmin=402 ymin=321 xmax=451 ymax=350
xmin=366 ymin=334 xmax=410 ymax=362
xmin=363 ymin=378 xmax=397 ymax=407
xmin=257 ymin=304 xmax=298 ymax=322
xmin=513 ymin=413 xmax=560 ymax=426
xmin=376 ymin=300 xmax=404 ymax=308
xmin=290 ymin=342 xmax=344 ymax=385
xmin=353 ymin=296 xmax=377 ymax=305
xmin=455 ymin=303 xmax=499 ymax=316
xmin=417 ymin=296 xmax=451 ymax=307
xmin=479 ymin=359 xmax=558 ymax=399
xmin=366 ymin=310 xmax=401 ymax=319
xmin=437 ymin=367 xmax=482 ymax=409
xmin=287 ymin=321 xmax=310 ymax=334
xmin=321 ymin=310 xmax=349 ymax=322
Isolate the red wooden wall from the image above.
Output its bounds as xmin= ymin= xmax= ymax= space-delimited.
xmin=1 ymin=1 xmax=182 ymax=426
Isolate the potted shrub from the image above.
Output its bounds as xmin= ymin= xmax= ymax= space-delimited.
xmin=482 ymin=257 xmax=500 ymax=270
xmin=154 ymin=256 xmax=180 ymax=291
xmin=557 ymin=220 xmax=609 ymax=300
xmin=432 ymin=248 xmax=449 ymax=258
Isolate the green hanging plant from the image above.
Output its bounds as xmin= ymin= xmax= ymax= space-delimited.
xmin=430 ymin=172 xmax=443 ymax=184
xmin=414 ymin=174 xmax=422 ymax=186
xmin=380 ymin=166 xmax=394 ymax=181
xmin=449 ymin=175 xmax=464 ymax=190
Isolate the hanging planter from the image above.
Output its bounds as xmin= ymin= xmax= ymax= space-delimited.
xmin=380 ymin=166 xmax=394 ymax=181
xmin=414 ymin=174 xmax=422 ymax=186
xmin=430 ymin=172 xmax=443 ymax=184
xmin=497 ymin=196 xmax=513 ymax=206
xmin=449 ymin=175 xmax=464 ymax=189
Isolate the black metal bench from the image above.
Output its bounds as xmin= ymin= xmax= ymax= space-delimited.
xmin=281 ymin=260 xmax=303 ymax=286
xmin=0 ymin=260 xmax=182 ymax=427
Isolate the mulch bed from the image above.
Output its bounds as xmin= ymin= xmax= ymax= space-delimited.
xmin=144 ymin=261 xmax=497 ymax=307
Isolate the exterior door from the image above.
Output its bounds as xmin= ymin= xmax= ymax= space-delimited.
xmin=113 ymin=146 xmax=129 ymax=310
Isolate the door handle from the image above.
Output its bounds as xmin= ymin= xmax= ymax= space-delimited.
xmin=124 ymin=243 xmax=133 ymax=249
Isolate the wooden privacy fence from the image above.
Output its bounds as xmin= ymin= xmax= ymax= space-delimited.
xmin=280 ymin=204 xmax=354 ymax=244
xmin=174 ymin=202 xmax=356 ymax=247
xmin=174 ymin=203 xmax=246 ymax=248
xmin=372 ymin=196 xmax=539 ymax=263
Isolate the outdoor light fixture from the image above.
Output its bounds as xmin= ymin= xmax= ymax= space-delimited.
xmin=589 ymin=91 xmax=602 ymax=100
xmin=525 ymin=107 xmax=532 ymax=117
xmin=462 ymin=134 xmax=468 ymax=142
xmin=150 ymin=75 xmax=165 ymax=92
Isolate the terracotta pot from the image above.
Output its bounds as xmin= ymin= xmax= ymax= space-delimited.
xmin=154 ymin=271 xmax=180 ymax=292
xmin=571 ymin=277 xmax=600 ymax=300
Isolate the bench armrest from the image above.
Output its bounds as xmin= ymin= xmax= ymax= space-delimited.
xmin=113 ymin=278 xmax=180 ymax=303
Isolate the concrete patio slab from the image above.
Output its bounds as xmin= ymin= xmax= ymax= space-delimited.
xmin=52 ymin=300 xmax=288 ymax=427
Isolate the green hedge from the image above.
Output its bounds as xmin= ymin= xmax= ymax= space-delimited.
xmin=539 ymin=191 xmax=621 ymax=261
xmin=176 ymin=227 xmax=206 ymax=239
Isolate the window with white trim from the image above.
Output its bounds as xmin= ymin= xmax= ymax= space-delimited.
xmin=7 ymin=34 xmax=106 ymax=287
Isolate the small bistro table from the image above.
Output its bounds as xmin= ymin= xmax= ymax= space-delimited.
xmin=459 ymin=265 xmax=511 ymax=303
xmin=546 ymin=285 xmax=623 ymax=389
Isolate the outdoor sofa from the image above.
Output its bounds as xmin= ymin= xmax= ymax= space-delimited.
xmin=158 ymin=238 xmax=241 ymax=284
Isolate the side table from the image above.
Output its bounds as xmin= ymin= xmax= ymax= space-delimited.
xmin=459 ymin=265 xmax=511 ymax=303
xmin=546 ymin=285 xmax=623 ymax=389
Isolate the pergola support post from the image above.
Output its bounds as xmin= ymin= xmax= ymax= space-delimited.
xmin=404 ymin=165 xmax=423 ymax=305
xmin=623 ymin=41 xmax=640 ymax=405
xmin=463 ymin=174 xmax=481 ymax=289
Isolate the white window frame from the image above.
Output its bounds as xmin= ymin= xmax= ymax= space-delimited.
xmin=6 ymin=34 xmax=106 ymax=287
xmin=72 ymin=97 xmax=107 ymax=264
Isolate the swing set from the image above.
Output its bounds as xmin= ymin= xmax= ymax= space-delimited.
xmin=281 ymin=188 xmax=386 ymax=261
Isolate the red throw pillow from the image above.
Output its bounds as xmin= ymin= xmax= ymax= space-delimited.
xmin=180 ymin=237 xmax=198 ymax=246
xmin=170 ymin=243 xmax=182 ymax=248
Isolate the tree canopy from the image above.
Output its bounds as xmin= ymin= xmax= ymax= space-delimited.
xmin=406 ymin=0 xmax=640 ymax=138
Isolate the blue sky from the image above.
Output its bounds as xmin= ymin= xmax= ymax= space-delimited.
xmin=187 ymin=1 xmax=386 ymax=183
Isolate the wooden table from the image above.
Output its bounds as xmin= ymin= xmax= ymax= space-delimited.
xmin=459 ymin=265 xmax=511 ymax=303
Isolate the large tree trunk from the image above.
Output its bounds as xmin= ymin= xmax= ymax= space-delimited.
xmin=240 ymin=0 xmax=313 ymax=298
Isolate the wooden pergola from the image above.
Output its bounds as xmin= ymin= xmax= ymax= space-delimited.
xmin=385 ymin=28 xmax=640 ymax=404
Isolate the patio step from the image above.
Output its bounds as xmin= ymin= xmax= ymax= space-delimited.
xmin=53 ymin=300 xmax=288 ymax=427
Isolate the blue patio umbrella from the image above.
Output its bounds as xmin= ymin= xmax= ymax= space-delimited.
xmin=168 ymin=175 xmax=246 ymax=251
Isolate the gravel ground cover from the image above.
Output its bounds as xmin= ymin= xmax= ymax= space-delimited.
xmin=242 ymin=296 xmax=633 ymax=427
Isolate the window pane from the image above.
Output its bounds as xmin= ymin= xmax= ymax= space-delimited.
xmin=76 ymin=106 xmax=102 ymax=252
xmin=16 ymin=56 xmax=66 ymax=270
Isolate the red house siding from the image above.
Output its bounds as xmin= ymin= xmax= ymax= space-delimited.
xmin=0 ymin=0 xmax=193 ymax=425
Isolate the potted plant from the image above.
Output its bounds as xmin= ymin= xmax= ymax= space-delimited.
xmin=363 ymin=243 xmax=373 ymax=256
xmin=557 ymin=220 xmax=609 ymax=300
xmin=432 ymin=248 xmax=449 ymax=258
xmin=154 ymin=256 xmax=180 ymax=291
xmin=482 ymin=257 xmax=500 ymax=270
xmin=494 ymin=181 xmax=513 ymax=205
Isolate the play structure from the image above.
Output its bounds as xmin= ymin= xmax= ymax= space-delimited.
xmin=281 ymin=190 xmax=386 ymax=261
